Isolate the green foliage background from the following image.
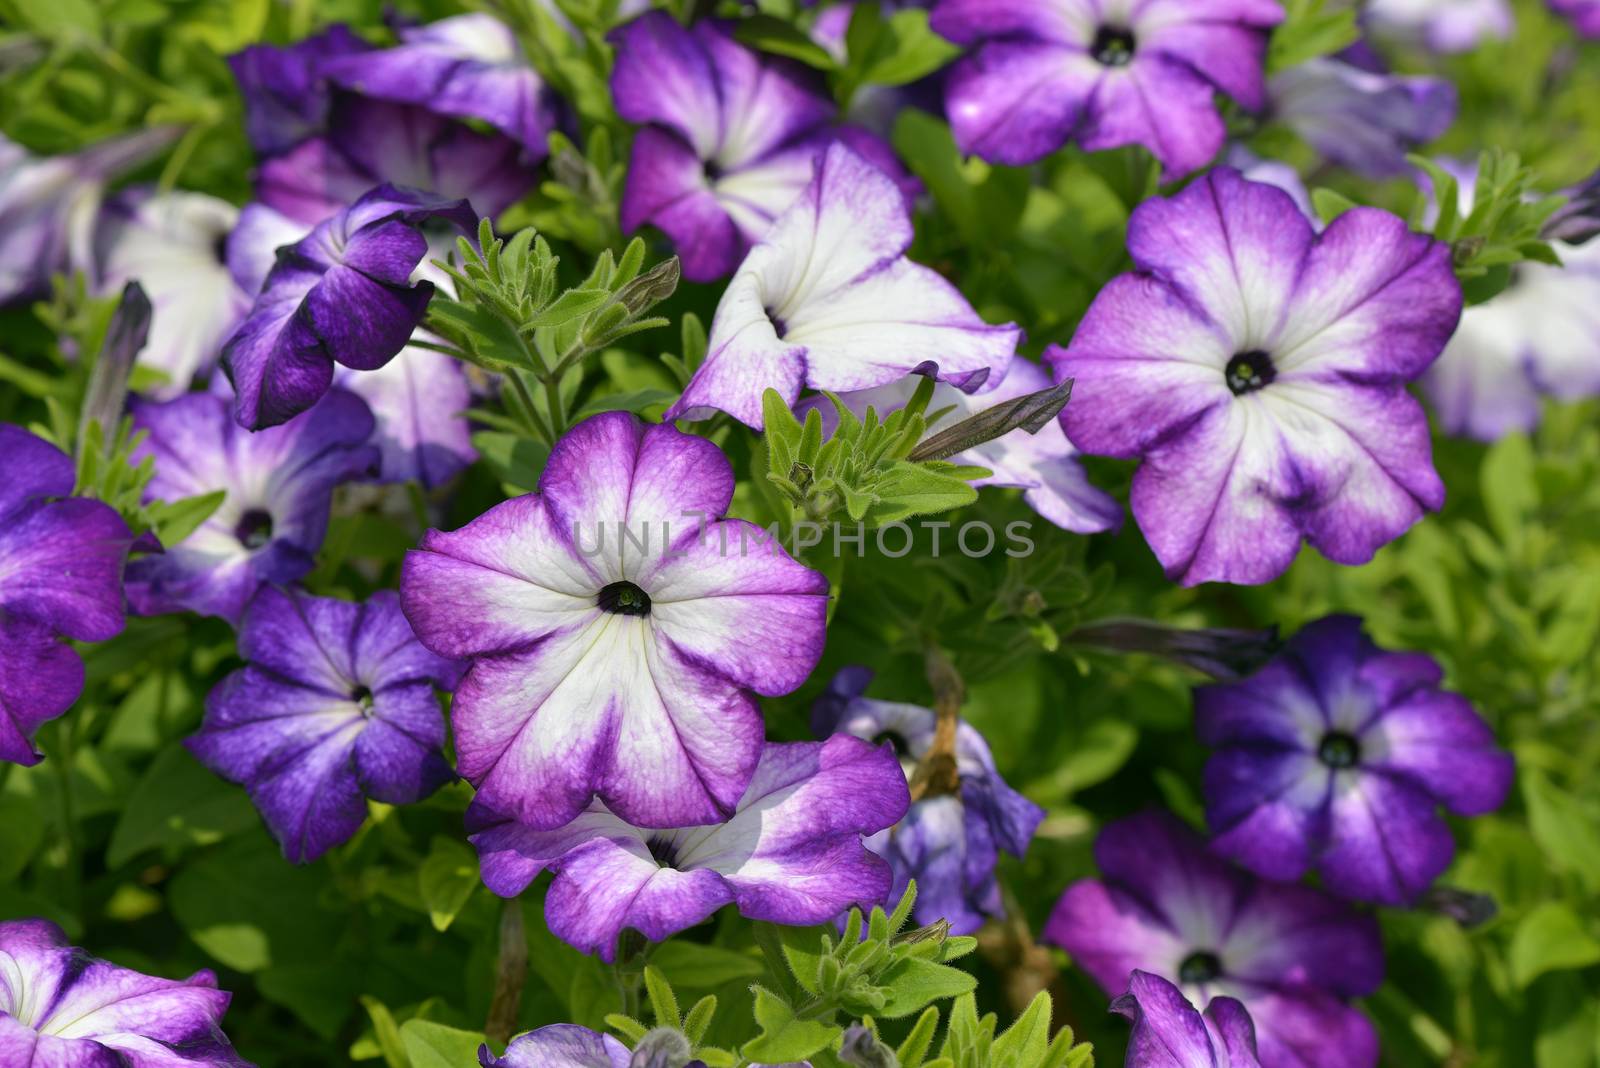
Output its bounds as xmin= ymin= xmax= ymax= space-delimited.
xmin=1 ymin=0 xmax=1598 ymax=1064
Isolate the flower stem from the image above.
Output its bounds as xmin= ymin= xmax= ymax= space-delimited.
xmin=485 ymin=901 xmax=528 ymax=1047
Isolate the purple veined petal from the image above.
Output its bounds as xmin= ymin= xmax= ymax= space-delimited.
xmin=697 ymin=21 xmax=836 ymax=168
xmin=1204 ymin=747 xmax=1331 ymax=883
xmin=353 ymin=680 xmax=456 ymax=805
xmin=0 ymin=495 xmax=131 ymax=643
xmin=887 ymin=794 xmax=998 ymax=935
xmin=227 ymin=201 xmax=309 ymax=296
xmin=609 ymin=11 xmax=726 ymax=157
xmin=469 ymin=807 xmax=641 ymax=898
xmin=1223 ymin=147 xmax=1317 ymax=225
xmin=1193 ymin=660 xmax=1328 ymax=751
xmin=0 ymin=614 xmax=86 ymax=767
xmin=620 ymin=126 xmax=745 ymax=283
xmin=1138 ymin=15 xmax=1277 ymax=112
xmin=1042 ymin=879 xmax=1191 ymax=997
xmin=930 ymin=0 xmax=1095 ymax=46
xmin=336 ymin=336 xmax=478 ymax=488
xmin=1076 ymin=58 xmax=1229 ymax=180
xmin=1268 ymin=58 xmax=1456 ymax=179
xmin=546 ymin=837 xmax=736 ymax=961
xmin=0 ymin=424 xmax=75 ymax=517
xmin=350 ymin=588 xmax=465 ymax=691
xmin=1111 ymin=970 xmax=1223 ymax=1068
xmin=228 ymin=24 xmax=372 ymax=155
xmin=482 ymin=1023 xmax=632 ymax=1068
xmin=1089 ymin=812 xmax=1254 ymax=952
xmin=1362 ymin=691 xmax=1514 ymax=816
xmin=942 ymin=40 xmax=1102 ymax=167
xmin=1315 ymin=770 xmax=1457 ymax=906
xmin=1222 ymin=981 xmax=1378 ymax=1068
xmin=1222 ymin=879 xmax=1385 ymax=998
xmin=1204 ymin=996 xmax=1263 ymax=1068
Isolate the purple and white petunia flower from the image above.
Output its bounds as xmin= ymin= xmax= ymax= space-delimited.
xmin=1114 ymin=970 xmax=1261 ymax=1068
xmin=479 ymin=1024 xmax=630 ymax=1068
xmin=0 ymin=918 xmax=249 ymax=1067
xmin=1047 ymin=167 xmax=1462 ymax=587
xmin=1267 ymin=55 xmax=1456 ymax=178
xmin=1044 ymin=812 xmax=1384 ymax=1068
xmin=470 ymin=735 xmax=909 ymax=961
xmin=1222 ymin=147 xmax=1315 ymax=225
xmin=812 ymin=667 xmax=1045 ymax=935
xmin=0 ymin=426 xmax=132 ymax=767
xmin=611 ymin=12 xmax=915 ymax=282
xmin=230 ymin=24 xmax=373 ymax=156
xmin=125 ymin=390 xmax=380 ymax=623
xmin=0 ymin=126 xmax=178 ymax=304
xmin=401 ymin=411 xmax=830 ymax=833
xmin=336 ymin=337 xmax=479 ymax=488
xmin=1364 ymin=0 xmax=1514 ymax=52
xmin=94 ymin=189 xmax=252 ymax=398
xmin=800 ymin=359 xmax=1121 ymax=534
xmin=221 ymin=185 xmax=476 ymax=430
xmin=321 ymin=14 xmax=559 ymax=159
xmin=930 ymin=0 xmax=1283 ymax=178
xmin=665 ymin=143 xmax=1019 ymax=429
xmin=1550 ymin=0 xmax=1600 ymax=35
xmin=188 ymin=586 xmax=463 ymax=863
xmin=1196 ymin=615 xmax=1514 ymax=907
xmin=1544 ymin=167 xmax=1600 ymax=247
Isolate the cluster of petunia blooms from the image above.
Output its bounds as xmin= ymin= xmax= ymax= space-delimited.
xmin=0 ymin=0 xmax=1590 ymax=1065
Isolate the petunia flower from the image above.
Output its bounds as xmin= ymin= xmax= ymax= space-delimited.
xmin=400 ymin=411 xmax=830 ymax=832
xmin=125 ymin=390 xmax=380 ymax=623
xmin=0 ymin=918 xmax=249 ymax=1067
xmin=336 ymin=338 xmax=479 ymax=489
xmin=480 ymin=1024 xmax=630 ymax=1068
xmin=230 ymin=24 xmax=373 ymax=156
xmin=1047 ymin=167 xmax=1462 ymax=587
xmin=0 ymin=126 xmax=178 ymax=304
xmin=1544 ymin=167 xmax=1600 ymax=246
xmin=469 ymin=735 xmax=909 ymax=961
xmin=1551 ymin=0 xmax=1600 ymax=35
xmin=1196 ymin=615 xmax=1514 ymax=907
xmin=1114 ymin=971 xmax=1261 ymax=1068
xmin=799 ymin=358 xmax=1121 ymax=534
xmin=0 ymin=426 xmax=132 ymax=767
xmin=221 ymin=184 xmax=476 ymax=430
xmin=665 ymin=143 xmax=1019 ymax=429
xmin=1364 ymin=0 xmax=1513 ymax=52
xmin=1267 ymin=55 xmax=1456 ymax=178
xmin=94 ymin=189 xmax=252 ymax=398
xmin=1222 ymin=147 xmax=1315 ymax=225
xmin=611 ymin=11 xmax=916 ymax=282
xmin=930 ymin=0 xmax=1283 ymax=178
xmin=188 ymin=586 xmax=463 ymax=863
xmin=812 ymin=667 xmax=1044 ymax=935
xmin=1044 ymin=812 xmax=1385 ymax=1068
xmin=321 ymin=13 xmax=560 ymax=160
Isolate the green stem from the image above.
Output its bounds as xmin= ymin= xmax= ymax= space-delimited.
xmin=504 ymin=372 xmax=553 ymax=443
xmin=542 ymin=372 xmax=567 ymax=440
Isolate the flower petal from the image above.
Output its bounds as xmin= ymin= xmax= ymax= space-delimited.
xmin=545 ymin=837 xmax=734 ymax=961
xmin=0 ymin=615 xmax=85 ymax=767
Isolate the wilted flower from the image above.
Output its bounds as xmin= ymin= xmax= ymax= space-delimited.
xmin=1268 ymin=55 xmax=1456 ymax=178
xmin=610 ymin=11 xmax=915 ymax=282
xmin=666 ymin=143 xmax=1019 ymax=429
xmin=94 ymin=189 xmax=252 ymax=398
xmin=189 ymin=587 xmax=463 ymax=863
xmin=1365 ymin=0 xmax=1513 ymax=52
xmin=1197 ymin=615 xmax=1514 ymax=906
xmin=471 ymin=735 xmax=908 ymax=960
xmin=0 ymin=426 xmax=132 ymax=767
xmin=125 ymin=390 xmax=380 ymax=622
xmin=0 ymin=919 xmax=249 ymax=1067
xmin=812 ymin=667 xmax=1045 ymax=935
xmin=1045 ymin=812 xmax=1384 ymax=1068
xmin=1048 ymin=168 xmax=1461 ymax=586
xmin=222 ymin=185 xmax=476 ymax=430
xmin=1114 ymin=971 xmax=1261 ymax=1068
xmin=401 ymin=411 xmax=829 ymax=833
xmin=931 ymin=0 xmax=1282 ymax=177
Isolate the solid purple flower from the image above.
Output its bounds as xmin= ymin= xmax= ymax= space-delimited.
xmin=188 ymin=586 xmax=462 ymax=863
xmin=125 ymin=390 xmax=380 ymax=623
xmin=1047 ymin=168 xmax=1462 ymax=587
xmin=480 ymin=1024 xmax=630 ymax=1068
xmin=230 ymin=24 xmax=372 ymax=156
xmin=0 ymin=918 xmax=249 ymax=1067
xmin=799 ymin=358 xmax=1121 ymax=533
xmin=1044 ymin=812 xmax=1384 ymax=1068
xmin=221 ymin=184 xmax=476 ymax=430
xmin=0 ymin=426 xmax=132 ymax=767
xmin=1114 ymin=971 xmax=1261 ymax=1068
xmin=611 ymin=12 xmax=916 ymax=283
xmin=1551 ymin=0 xmax=1600 ymax=35
xmin=1364 ymin=0 xmax=1514 ymax=52
xmin=0 ymin=126 xmax=178 ymax=304
xmin=931 ymin=0 xmax=1283 ymax=177
xmin=470 ymin=735 xmax=908 ymax=961
xmin=812 ymin=667 xmax=1045 ymax=935
xmin=1196 ymin=615 xmax=1514 ymax=907
xmin=666 ymin=142 xmax=1019 ymax=429
xmin=1268 ymin=56 xmax=1456 ymax=178
xmin=94 ymin=189 xmax=252 ymax=398
xmin=321 ymin=13 xmax=559 ymax=159
xmin=401 ymin=411 xmax=830 ymax=833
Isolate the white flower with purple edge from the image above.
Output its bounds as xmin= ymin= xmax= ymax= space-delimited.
xmin=1365 ymin=0 xmax=1514 ymax=52
xmin=930 ymin=0 xmax=1283 ymax=178
xmin=665 ymin=142 xmax=1020 ymax=429
xmin=470 ymin=734 xmax=909 ymax=961
xmin=479 ymin=1024 xmax=630 ymax=1068
xmin=400 ymin=411 xmax=830 ymax=834
xmin=1047 ymin=167 xmax=1462 ymax=587
xmin=0 ymin=919 xmax=249 ymax=1067
xmin=188 ymin=586 xmax=464 ymax=864
xmin=1115 ymin=970 xmax=1262 ymax=1068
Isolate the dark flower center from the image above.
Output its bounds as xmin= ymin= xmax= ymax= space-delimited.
xmin=235 ymin=509 xmax=274 ymax=550
xmin=872 ymin=730 xmax=910 ymax=757
xmin=351 ymin=684 xmax=374 ymax=711
xmin=764 ymin=305 xmax=789 ymax=339
xmin=212 ymin=231 xmax=229 ymax=263
xmin=1091 ymin=25 xmax=1137 ymax=67
xmin=1178 ymin=950 xmax=1223 ymax=985
xmin=1225 ymin=350 xmax=1277 ymax=395
xmin=597 ymin=580 xmax=651 ymax=616
xmin=1318 ymin=730 xmax=1362 ymax=769
xmin=646 ymin=836 xmax=679 ymax=868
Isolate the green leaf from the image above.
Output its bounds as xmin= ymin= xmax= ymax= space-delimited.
xmin=1481 ymin=432 xmax=1539 ymax=553
xmin=875 ymin=957 xmax=977 ymax=1019
xmin=743 ymin=985 xmax=842 ymax=1063
xmin=855 ymin=8 xmax=961 ymax=87
xmin=1523 ymin=772 xmax=1600 ymax=892
xmin=400 ymin=1020 xmax=486 ymax=1068
xmin=644 ymin=965 xmax=680 ymax=1028
xmin=1267 ymin=0 xmax=1360 ymax=72
xmin=649 ymin=942 xmax=764 ymax=988
xmin=418 ymin=836 xmax=479 ymax=932
xmin=1510 ymin=903 xmax=1600 ymax=988
xmin=528 ymin=287 xmax=613 ymax=329
xmin=863 ymin=462 xmax=979 ymax=524
xmin=1311 ymin=188 xmax=1360 ymax=226
xmin=991 ymin=991 xmax=1052 ymax=1067
xmin=144 ymin=489 xmax=227 ymax=550
xmin=734 ymin=14 xmax=838 ymax=69
xmin=0 ymin=795 xmax=44 ymax=882
xmin=897 ymin=1006 xmax=942 ymax=1067
xmin=359 ymin=997 xmax=410 ymax=1068
xmin=107 ymin=743 xmax=258 ymax=867
xmin=471 ymin=431 xmax=550 ymax=494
